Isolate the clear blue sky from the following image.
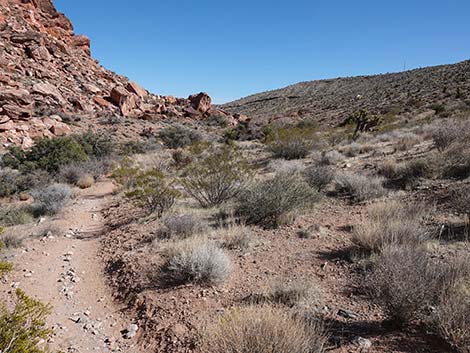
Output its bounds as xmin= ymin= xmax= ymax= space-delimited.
xmin=54 ymin=0 xmax=470 ymax=103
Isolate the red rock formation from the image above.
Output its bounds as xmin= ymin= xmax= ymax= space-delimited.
xmin=0 ymin=0 xmax=248 ymax=148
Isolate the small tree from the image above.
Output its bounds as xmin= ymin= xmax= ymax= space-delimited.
xmin=343 ymin=109 xmax=382 ymax=140
xmin=182 ymin=147 xmax=251 ymax=207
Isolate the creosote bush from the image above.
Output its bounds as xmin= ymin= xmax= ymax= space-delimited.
xmin=0 ymin=289 xmax=52 ymax=353
xmin=182 ymin=147 xmax=251 ymax=207
xmin=30 ymin=183 xmax=71 ymax=217
xmin=125 ymin=169 xmax=179 ymax=217
xmin=236 ymin=173 xmax=318 ymax=228
xmin=202 ymin=305 xmax=327 ymax=353
xmin=334 ymin=172 xmax=386 ymax=202
xmin=162 ymin=239 xmax=232 ymax=286
xmin=267 ymin=126 xmax=317 ymax=160
xmin=0 ymin=206 xmax=34 ymax=226
xmin=353 ymin=200 xmax=427 ymax=254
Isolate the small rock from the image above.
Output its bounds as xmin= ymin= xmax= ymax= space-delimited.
xmin=352 ymin=336 xmax=372 ymax=351
xmin=122 ymin=323 xmax=138 ymax=339
xmin=337 ymin=308 xmax=359 ymax=319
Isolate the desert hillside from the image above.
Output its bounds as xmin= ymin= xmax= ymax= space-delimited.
xmin=0 ymin=1 xmax=469 ymax=353
xmin=223 ymin=60 xmax=470 ymax=126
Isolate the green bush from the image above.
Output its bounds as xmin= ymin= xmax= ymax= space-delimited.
xmin=0 ymin=289 xmax=52 ymax=353
xmin=0 ymin=235 xmax=13 ymax=278
xmin=182 ymin=147 xmax=252 ymax=207
xmin=125 ymin=169 xmax=179 ymax=217
xmin=236 ymin=173 xmax=318 ymax=228
xmin=0 ymin=207 xmax=34 ymax=226
xmin=159 ymin=125 xmax=202 ymax=149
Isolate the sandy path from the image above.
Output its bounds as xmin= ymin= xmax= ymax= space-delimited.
xmin=1 ymin=181 xmax=137 ymax=353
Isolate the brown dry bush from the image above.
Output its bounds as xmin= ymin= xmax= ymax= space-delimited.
xmin=159 ymin=214 xmax=207 ymax=240
xmin=379 ymin=158 xmax=429 ymax=189
xmin=368 ymin=246 xmax=440 ymax=325
xmin=304 ymin=165 xmax=335 ymax=191
xmin=202 ymin=306 xmax=327 ymax=353
xmin=353 ymin=200 xmax=428 ymax=254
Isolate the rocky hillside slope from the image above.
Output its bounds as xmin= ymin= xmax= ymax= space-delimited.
xmin=0 ymin=0 xmax=243 ymax=148
xmin=223 ymin=60 xmax=470 ymax=126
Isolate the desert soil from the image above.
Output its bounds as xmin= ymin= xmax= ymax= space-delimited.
xmin=0 ymin=181 xmax=138 ymax=353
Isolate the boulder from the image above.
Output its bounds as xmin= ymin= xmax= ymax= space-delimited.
xmin=32 ymin=82 xmax=66 ymax=105
xmin=110 ymin=86 xmax=140 ymax=116
xmin=188 ymin=92 xmax=212 ymax=114
xmin=127 ymin=81 xmax=148 ymax=99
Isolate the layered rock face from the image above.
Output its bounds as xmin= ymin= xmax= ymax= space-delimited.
xmin=0 ymin=0 xmax=245 ymax=148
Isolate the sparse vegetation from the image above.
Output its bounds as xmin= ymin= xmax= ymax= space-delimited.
xmin=202 ymin=305 xmax=327 ymax=353
xmin=236 ymin=173 xmax=318 ymax=228
xmin=219 ymin=223 xmax=254 ymax=251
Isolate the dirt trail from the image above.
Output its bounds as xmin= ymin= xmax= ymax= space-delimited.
xmin=1 ymin=181 xmax=137 ymax=353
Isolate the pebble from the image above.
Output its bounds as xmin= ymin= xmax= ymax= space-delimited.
xmin=122 ymin=324 xmax=139 ymax=339
xmin=337 ymin=308 xmax=359 ymax=319
xmin=352 ymin=336 xmax=372 ymax=351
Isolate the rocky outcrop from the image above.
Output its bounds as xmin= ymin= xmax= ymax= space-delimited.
xmin=0 ymin=0 xmax=248 ymax=148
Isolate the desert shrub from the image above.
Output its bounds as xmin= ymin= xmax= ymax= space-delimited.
xmin=162 ymin=239 xmax=232 ymax=286
xmin=159 ymin=214 xmax=207 ymax=239
xmin=0 ymin=237 xmax=13 ymax=277
xmin=431 ymin=120 xmax=465 ymax=152
xmin=304 ymin=165 xmax=335 ymax=191
xmin=0 ymin=168 xmax=22 ymax=197
xmin=59 ymin=158 xmax=110 ymax=185
xmin=0 ymin=206 xmax=34 ymax=226
xmin=182 ymin=147 xmax=251 ymax=207
xmin=437 ymin=285 xmax=470 ymax=353
xmin=250 ymin=280 xmax=323 ymax=310
xmin=0 ymin=289 xmax=52 ymax=353
xmin=317 ymin=150 xmax=346 ymax=165
xmin=236 ymin=173 xmax=318 ymax=228
xmin=3 ymin=137 xmax=88 ymax=174
xmin=76 ymin=175 xmax=94 ymax=189
xmin=219 ymin=223 xmax=254 ymax=251
xmin=30 ymin=184 xmax=71 ymax=216
xmin=119 ymin=139 xmax=160 ymax=155
xmin=71 ymin=131 xmax=116 ymax=158
xmin=159 ymin=125 xmax=202 ymax=149
xmin=340 ymin=141 xmax=363 ymax=157
xmin=368 ymin=246 xmax=440 ymax=326
xmin=441 ymin=142 xmax=470 ymax=179
xmin=353 ymin=200 xmax=427 ymax=254
xmin=395 ymin=132 xmax=422 ymax=151
xmin=202 ymin=305 xmax=327 ymax=353
xmin=334 ymin=172 xmax=386 ymax=202
xmin=58 ymin=163 xmax=85 ymax=184
xmin=0 ymin=231 xmax=23 ymax=248
xmin=379 ymin=158 xmax=429 ymax=189
xmin=267 ymin=126 xmax=317 ymax=160
xmin=125 ymin=169 xmax=179 ymax=217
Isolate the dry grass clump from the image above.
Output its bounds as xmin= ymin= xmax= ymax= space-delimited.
xmin=431 ymin=118 xmax=469 ymax=152
xmin=267 ymin=127 xmax=317 ymax=160
xmin=162 ymin=239 xmax=232 ymax=286
xmin=76 ymin=174 xmax=94 ymax=189
xmin=353 ymin=200 xmax=427 ymax=254
xmin=395 ymin=132 xmax=422 ymax=151
xmin=318 ymin=150 xmax=345 ymax=165
xmin=159 ymin=214 xmax=207 ymax=240
xmin=379 ymin=158 xmax=429 ymax=189
xmin=254 ymin=280 xmax=324 ymax=311
xmin=202 ymin=306 xmax=327 ymax=353
xmin=236 ymin=173 xmax=319 ymax=228
xmin=219 ymin=223 xmax=254 ymax=251
xmin=304 ymin=165 xmax=335 ymax=191
xmin=334 ymin=172 xmax=386 ymax=202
